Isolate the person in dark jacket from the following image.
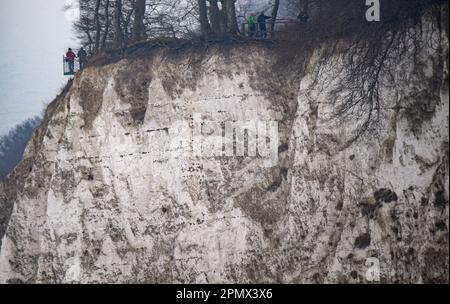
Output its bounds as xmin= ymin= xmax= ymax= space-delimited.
xmin=77 ymin=47 xmax=87 ymax=70
xmin=65 ymin=48 xmax=76 ymax=73
xmin=257 ymin=11 xmax=272 ymax=39
xmin=298 ymin=11 xmax=309 ymax=23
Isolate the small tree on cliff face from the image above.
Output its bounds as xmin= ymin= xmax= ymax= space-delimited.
xmin=0 ymin=117 xmax=41 ymax=181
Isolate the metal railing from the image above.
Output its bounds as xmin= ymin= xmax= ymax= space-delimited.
xmin=241 ymin=20 xmax=306 ymax=40
xmin=63 ymin=56 xmax=80 ymax=76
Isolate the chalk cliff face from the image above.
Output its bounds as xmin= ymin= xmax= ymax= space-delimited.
xmin=0 ymin=20 xmax=448 ymax=283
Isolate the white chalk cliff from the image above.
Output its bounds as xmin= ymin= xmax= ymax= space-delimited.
xmin=0 ymin=14 xmax=448 ymax=283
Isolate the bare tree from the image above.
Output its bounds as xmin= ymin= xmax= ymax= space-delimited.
xmin=218 ymin=0 xmax=228 ymax=33
xmin=73 ymin=0 xmax=96 ymax=55
xmin=114 ymin=0 xmax=124 ymax=47
xmin=101 ymin=0 xmax=111 ymax=51
xmin=94 ymin=0 xmax=102 ymax=52
xmin=0 ymin=117 xmax=41 ymax=181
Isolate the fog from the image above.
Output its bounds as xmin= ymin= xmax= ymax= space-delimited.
xmin=0 ymin=0 xmax=78 ymax=135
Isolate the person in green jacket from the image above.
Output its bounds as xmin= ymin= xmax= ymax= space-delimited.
xmin=247 ymin=13 xmax=257 ymax=38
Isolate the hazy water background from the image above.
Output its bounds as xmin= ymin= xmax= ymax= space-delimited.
xmin=0 ymin=0 xmax=78 ymax=135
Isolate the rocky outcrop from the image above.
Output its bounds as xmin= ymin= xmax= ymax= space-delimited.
xmin=0 ymin=17 xmax=448 ymax=283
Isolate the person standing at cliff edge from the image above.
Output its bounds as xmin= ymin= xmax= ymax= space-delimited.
xmin=257 ymin=11 xmax=272 ymax=39
xmin=247 ymin=13 xmax=257 ymax=38
xmin=77 ymin=47 xmax=87 ymax=70
xmin=65 ymin=48 xmax=76 ymax=73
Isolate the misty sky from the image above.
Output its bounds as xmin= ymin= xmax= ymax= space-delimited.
xmin=0 ymin=0 xmax=79 ymax=135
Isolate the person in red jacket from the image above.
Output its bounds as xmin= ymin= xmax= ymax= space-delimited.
xmin=65 ymin=48 xmax=76 ymax=73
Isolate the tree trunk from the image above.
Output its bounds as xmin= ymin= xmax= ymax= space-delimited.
xmin=94 ymin=0 xmax=102 ymax=53
xmin=208 ymin=0 xmax=221 ymax=34
xmin=101 ymin=0 xmax=110 ymax=51
xmin=114 ymin=0 xmax=124 ymax=48
xmin=123 ymin=7 xmax=135 ymax=45
xmin=132 ymin=0 xmax=146 ymax=42
xmin=198 ymin=0 xmax=211 ymax=36
xmin=270 ymin=0 xmax=280 ymax=36
xmin=85 ymin=30 xmax=94 ymax=56
xmin=225 ymin=0 xmax=238 ymax=34
xmin=219 ymin=0 xmax=228 ymax=33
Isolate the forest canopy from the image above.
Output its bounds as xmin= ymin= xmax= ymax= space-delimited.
xmin=66 ymin=0 xmax=447 ymax=56
xmin=0 ymin=117 xmax=41 ymax=181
